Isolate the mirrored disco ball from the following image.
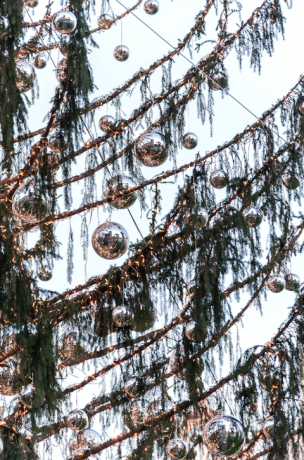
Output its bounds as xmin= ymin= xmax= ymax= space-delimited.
xmin=263 ymin=416 xmax=274 ymax=438
xmin=135 ymin=130 xmax=168 ymax=167
xmin=186 ymin=279 xmax=196 ymax=298
xmin=15 ymin=59 xmax=36 ymax=93
xmin=124 ymin=376 xmax=144 ymax=399
xmin=299 ymin=101 xmax=304 ymax=115
xmin=92 ymin=222 xmax=129 ymax=260
xmin=20 ymin=383 xmax=35 ymax=408
xmin=282 ymin=171 xmax=300 ymax=190
xmin=210 ymin=73 xmax=228 ymax=91
xmin=12 ymin=182 xmax=49 ymax=224
xmin=33 ymin=53 xmax=47 ymax=69
xmin=144 ymin=399 xmax=175 ymax=435
xmin=0 ymin=364 xmax=19 ymax=396
xmin=48 ymin=131 xmax=68 ymax=153
xmin=166 ymin=439 xmax=187 ymax=460
xmin=203 ymin=414 xmax=245 ymax=457
xmin=285 ymin=273 xmax=300 ymax=291
xmin=105 ymin=175 xmax=137 ymax=210
xmin=114 ymin=45 xmax=130 ymax=62
xmin=130 ymin=398 xmax=149 ymax=425
xmin=24 ymin=0 xmax=38 ymax=7
xmin=69 ymin=429 xmax=101 ymax=454
xmin=210 ymin=169 xmax=229 ymax=189
xmin=242 ymin=205 xmax=263 ymax=228
xmin=37 ymin=263 xmax=52 ymax=282
xmin=67 ymin=409 xmax=89 ymax=431
xmin=185 ymin=321 xmax=205 ymax=342
xmin=267 ymin=274 xmax=285 ymax=293
xmin=17 ymin=426 xmax=33 ymax=440
xmin=189 ymin=427 xmax=203 ymax=444
xmin=112 ymin=305 xmax=133 ymax=327
xmin=97 ymin=13 xmax=113 ymax=29
xmin=182 ymin=132 xmax=198 ymax=150
xmin=0 ymin=17 xmax=9 ymax=34
xmin=53 ymin=11 xmax=77 ymax=34
xmin=144 ymin=0 xmax=159 ymax=14
xmin=99 ymin=115 xmax=116 ymax=133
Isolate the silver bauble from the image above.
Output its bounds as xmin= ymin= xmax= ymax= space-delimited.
xmin=144 ymin=399 xmax=175 ymax=435
xmin=0 ymin=364 xmax=19 ymax=396
xmin=144 ymin=0 xmax=159 ymax=14
xmin=166 ymin=439 xmax=187 ymax=460
xmin=67 ymin=409 xmax=89 ymax=431
xmin=285 ymin=273 xmax=300 ymax=291
xmin=15 ymin=59 xmax=36 ymax=93
xmin=92 ymin=222 xmax=129 ymax=260
xmin=242 ymin=205 xmax=263 ymax=228
xmin=189 ymin=428 xmax=203 ymax=444
xmin=17 ymin=426 xmax=33 ymax=440
xmin=114 ymin=45 xmax=130 ymax=62
xmin=24 ymin=0 xmax=38 ymax=7
xmin=105 ymin=175 xmax=137 ymax=210
xmin=0 ymin=17 xmax=9 ymax=34
xmin=182 ymin=132 xmax=198 ymax=150
xmin=186 ymin=279 xmax=196 ymax=299
xmin=69 ymin=429 xmax=101 ymax=454
xmin=56 ymin=67 xmax=66 ymax=85
xmin=203 ymin=415 xmax=245 ymax=457
xmin=99 ymin=115 xmax=115 ymax=133
xmin=194 ymin=209 xmax=208 ymax=228
xmin=130 ymin=398 xmax=149 ymax=425
xmin=58 ymin=58 xmax=68 ymax=71
xmin=112 ymin=305 xmax=133 ymax=327
xmin=97 ymin=13 xmax=113 ymax=29
xmin=20 ymin=383 xmax=35 ymax=408
xmin=48 ymin=131 xmax=68 ymax=153
xmin=299 ymin=101 xmax=304 ymax=115
xmin=124 ymin=376 xmax=144 ymax=399
xmin=135 ymin=130 xmax=168 ymax=167
xmin=33 ymin=53 xmax=47 ymax=69
xmin=53 ymin=11 xmax=77 ymax=34
xmin=210 ymin=170 xmax=229 ymax=189
xmin=12 ymin=182 xmax=49 ymax=224
xmin=267 ymin=274 xmax=285 ymax=293
xmin=60 ymin=38 xmax=71 ymax=57
xmin=37 ymin=263 xmax=52 ymax=282
xmin=185 ymin=321 xmax=205 ymax=342
xmin=282 ymin=171 xmax=300 ymax=190
xmin=263 ymin=416 xmax=274 ymax=438
xmin=210 ymin=73 xmax=228 ymax=91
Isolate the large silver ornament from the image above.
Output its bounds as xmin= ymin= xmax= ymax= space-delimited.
xmin=182 ymin=132 xmax=198 ymax=150
xmin=99 ymin=115 xmax=115 ymax=133
xmin=285 ymin=273 xmax=300 ymax=291
xmin=105 ymin=175 xmax=137 ymax=210
xmin=124 ymin=376 xmax=144 ymax=399
xmin=112 ymin=305 xmax=133 ymax=327
xmin=114 ymin=45 xmax=130 ymax=62
xmin=210 ymin=73 xmax=228 ymax=91
xmin=186 ymin=279 xmax=196 ymax=298
xmin=299 ymin=101 xmax=304 ymax=115
xmin=210 ymin=169 xmax=229 ymax=189
xmin=37 ymin=262 xmax=52 ymax=282
xmin=67 ymin=409 xmax=89 ymax=431
xmin=144 ymin=0 xmax=159 ymax=14
xmin=185 ymin=321 xmax=205 ymax=342
xmin=48 ymin=131 xmax=68 ymax=153
xmin=12 ymin=182 xmax=50 ymax=224
xmin=130 ymin=398 xmax=149 ymax=425
xmin=53 ymin=11 xmax=77 ymax=34
xmin=282 ymin=171 xmax=300 ymax=190
xmin=166 ymin=439 xmax=187 ymax=460
xmin=33 ymin=53 xmax=47 ymax=69
xmin=135 ymin=130 xmax=168 ymax=167
xmin=267 ymin=274 xmax=285 ymax=293
xmin=0 ymin=17 xmax=9 ymax=34
xmin=15 ymin=59 xmax=36 ymax=93
xmin=20 ymin=383 xmax=35 ymax=408
xmin=92 ymin=222 xmax=129 ymax=260
xmin=189 ymin=428 xmax=203 ymax=444
xmin=263 ymin=416 xmax=274 ymax=438
xmin=242 ymin=205 xmax=263 ymax=228
xmin=69 ymin=429 xmax=101 ymax=454
xmin=144 ymin=399 xmax=175 ymax=435
xmin=97 ymin=13 xmax=113 ymax=29
xmin=17 ymin=426 xmax=33 ymax=440
xmin=203 ymin=415 xmax=245 ymax=457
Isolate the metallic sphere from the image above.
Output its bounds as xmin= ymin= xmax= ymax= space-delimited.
xmin=53 ymin=11 xmax=77 ymax=34
xmin=20 ymin=383 xmax=35 ymax=408
xmin=56 ymin=68 xmax=66 ymax=85
xmin=185 ymin=321 xmax=205 ymax=342
xmin=136 ymin=130 xmax=168 ymax=167
xmin=97 ymin=13 xmax=113 ymax=29
xmin=12 ymin=182 xmax=50 ymax=224
xmin=48 ymin=131 xmax=68 ymax=153
xmin=69 ymin=429 xmax=101 ymax=454
xmin=124 ymin=376 xmax=144 ymax=399
xmin=60 ymin=37 xmax=71 ymax=56
xmin=189 ymin=428 xmax=203 ymax=444
xmin=0 ymin=17 xmax=9 ymax=34
xmin=242 ymin=205 xmax=263 ymax=228
xmin=33 ymin=53 xmax=47 ymax=69
xmin=105 ymin=175 xmax=137 ymax=210
xmin=203 ymin=415 xmax=245 ymax=457
xmin=285 ymin=273 xmax=300 ymax=291
xmin=182 ymin=132 xmax=198 ymax=150
xmin=299 ymin=101 xmax=304 ymax=115
xmin=267 ymin=274 xmax=285 ymax=293
xmin=37 ymin=263 xmax=52 ymax=282
xmin=130 ymin=398 xmax=149 ymax=425
xmin=17 ymin=426 xmax=33 ymax=440
xmin=112 ymin=305 xmax=133 ymax=327
xmin=67 ymin=409 xmax=89 ymax=431
xmin=210 ymin=169 xmax=229 ymax=189
xmin=144 ymin=0 xmax=160 ymax=14
xmin=186 ymin=279 xmax=196 ymax=298
xmin=194 ymin=209 xmax=208 ymax=228
xmin=263 ymin=416 xmax=274 ymax=438
xmin=15 ymin=59 xmax=36 ymax=93
xmin=114 ymin=45 xmax=130 ymax=62
xmin=99 ymin=115 xmax=116 ymax=133
xmin=282 ymin=171 xmax=300 ymax=190
xmin=92 ymin=222 xmax=129 ymax=260
xmin=166 ymin=439 xmax=187 ymax=460
xmin=210 ymin=73 xmax=228 ymax=91
xmin=58 ymin=58 xmax=68 ymax=71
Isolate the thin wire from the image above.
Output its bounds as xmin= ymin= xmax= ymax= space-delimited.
xmin=25 ymin=8 xmax=57 ymax=67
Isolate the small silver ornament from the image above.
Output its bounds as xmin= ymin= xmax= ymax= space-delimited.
xmin=56 ymin=67 xmax=66 ymax=85
xmin=203 ymin=414 xmax=245 ymax=457
xmin=92 ymin=222 xmax=129 ymax=260
xmin=105 ymin=175 xmax=137 ymax=210
xmin=114 ymin=45 xmax=130 ymax=62
xmin=189 ymin=428 xmax=203 ymax=444
xmin=99 ymin=115 xmax=115 ymax=133
xmin=24 ymin=0 xmax=38 ymax=7
xmin=282 ymin=171 xmax=300 ymax=190
xmin=58 ymin=58 xmax=68 ymax=71
xmin=37 ymin=262 xmax=52 ymax=282
xmin=144 ymin=399 xmax=175 ymax=435
xmin=185 ymin=321 xmax=205 ymax=342
xmin=193 ymin=209 xmax=208 ymax=228
xmin=186 ymin=279 xmax=196 ymax=299
xmin=15 ymin=59 xmax=36 ymax=93
xmin=166 ymin=439 xmax=187 ymax=460
xmin=124 ymin=376 xmax=144 ymax=399
xmin=210 ymin=73 xmax=228 ymax=91
xmin=112 ymin=305 xmax=133 ymax=327
xmin=267 ymin=274 xmax=285 ymax=293
xmin=144 ymin=0 xmax=159 ymax=14
xmin=33 ymin=53 xmax=47 ymax=69
xmin=299 ymin=101 xmax=304 ymax=116
xmin=67 ymin=409 xmax=89 ymax=431
xmin=210 ymin=170 xmax=229 ymax=189
xmin=48 ymin=131 xmax=68 ymax=153
xmin=53 ymin=11 xmax=77 ymax=34
xmin=60 ymin=37 xmax=71 ymax=56
xmin=182 ymin=132 xmax=198 ymax=150
xmin=69 ymin=429 xmax=101 ymax=454
xmin=97 ymin=13 xmax=113 ymax=29
xmin=17 ymin=426 xmax=33 ymax=440
xmin=0 ymin=17 xmax=9 ymax=34
xmin=130 ymin=398 xmax=149 ymax=425
xmin=20 ymin=383 xmax=35 ymax=408
xmin=263 ymin=416 xmax=274 ymax=438
xmin=136 ymin=130 xmax=168 ymax=167
xmin=242 ymin=205 xmax=263 ymax=228
xmin=12 ymin=182 xmax=50 ymax=224
xmin=285 ymin=273 xmax=300 ymax=291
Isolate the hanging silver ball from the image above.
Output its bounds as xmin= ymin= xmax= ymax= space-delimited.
xmin=114 ymin=45 xmax=130 ymax=62
xmin=69 ymin=429 xmax=101 ymax=454
xmin=97 ymin=13 xmax=113 ymax=29
xmin=67 ymin=409 xmax=89 ymax=431
xmin=185 ymin=321 xmax=205 ymax=342
xmin=33 ymin=53 xmax=47 ymax=69
xmin=144 ymin=0 xmax=159 ymax=14
xmin=144 ymin=399 xmax=175 ymax=435
xmin=48 ymin=131 xmax=68 ymax=153
xmin=37 ymin=262 xmax=52 ymax=282
xmin=210 ymin=170 xmax=229 ymax=189
xmin=189 ymin=428 xmax=203 ymax=444
xmin=136 ymin=130 xmax=168 ymax=167
xmin=186 ymin=279 xmax=196 ymax=298
xmin=112 ymin=305 xmax=133 ymax=327
xmin=285 ymin=273 xmax=300 ymax=291
xmin=203 ymin=414 xmax=245 ymax=457
xmin=267 ymin=274 xmax=285 ymax=293
xmin=124 ymin=376 xmax=144 ymax=399
xmin=0 ymin=17 xmax=9 ymax=34
xmin=210 ymin=73 xmax=228 ymax=91
xmin=99 ymin=115 xmax=116 ymax=133
xmin=92 ymin=222 xmax=129 ymax=260
xmin=182 ymin=132 xmax=198 ymax=150
xmin=299 ymin=101 xmax=304 ymax=115
xmin=0 ymin=364 xmax=19 ymax=396
xmin=194 ymin=209 xmax=208 ymax=228
xmin=12 ymin=182 xmax=50 ymax=224
xmin=58 ymin=58 xmax=68 ymax=71
xmin=20 ymin=383 xmax=35 ymax=408
xmin=130 ymin=398 xmax=149 ymax=425
xmin=166 ymin=439 xmax=187 ymax=460
xmin=17 ymin=426 xmax=33 ymax=440
xmin=24 ymin=0 xmax=38 ymax=7
xmin=53 ymin=11 xmax=77 ymax=35
xmin=15 ymin=59 xmax=36 ymax=93
xmin=105 ymin=175 xmax=137 ymax=210
xmin=56 ymin=67 xmax=67 ymax=85
xmin=59 ymin=37 xmax=71 ymax=56
xmin=263 ymin=416 xmax=274 ymax=438
xmin=282 ymin=171 xmax=300 ymax=190
xmin=242 ymin=205 xmax=263 ymax=228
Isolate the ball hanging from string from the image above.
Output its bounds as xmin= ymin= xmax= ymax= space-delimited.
xmin=210 ymin=170 xmax=229 ymax=189
xmin=166 ymin=439 xmax=187 ymax=460
xmin=185 ymin=321 xmax=205 ymax=342
xmin=97 ymin=13 xmax=113 ymax=29
xmin=24 ymin=0 xmax=38 ymax=7
xmin=37 ymin=262 xmax=52 ymax=282
xmin=114 ymin=45 xmax=130 ymax=62
xmin=69 ymin=429 xmax=101 ymax=454
xmin=194 ymin=209 xmax=208 ymax=228
xmin=189 ymin=428 xmax=203 ymax=444
xmin=130 ymin=398 xmax=149 ymax=425
xmin=99 ymin=115 xmax=116 ymax=133
xmin=0 ymin=17 xmax=9 ymax=34
xmin=67 ymin=410 xmax=89 ymax=431
xmin=20 ymin=383 xmax=35 ymax=408
xmin=263 ymin=416 xmax=274 ymax=438
xmin=12 ymin=182 xmax=50 ymax=224
xmin=209 ymin=73 xmax=228 ymax=91
xmin=282 ymin=171 xmax=300 ymax=190
xmin=112 ymin=305 xmax=133 ymax=327
xmin=242 ymin=205 xmax=263 ymax=228
xmin=105 ymin=175 xmax=137 ymax=210
xmin=33 ymin=53 xmax=47 ymax=69
xmin=298 ymin=101 xmax=304 ymax=116
xmin=203 ymin=415 xmax=245 ymax=457
xmin=48 ymin=131 xmax=68 ymax=153
xmin=187 ymin=279 xmax=196 ymax=298
xmin=15 ymin=59 xmax=36 ymax=93
xmin=182 ymin=132 xmax=198 ymax=150
xmin=92 ymin=222 xmax=129 ymax=260
xmin=60 ymin=37 xmax=71 ymax=56
xmin=285 ymin=273 xmax=300 ymax=291
xmin=53 ymin=11 xmax=77 ymax=34
xmin=267 ymin=274 xmax=285 ymax=293
xmin=135 ymin=130 xmax=168 ymax=167
xmin=17 ymin=426 xmax=33 ymax=440
xmin=124 ymin=376 xmax=144 ymax=399
xmin=144 ymin=0 xmax=159 ymax=14
xmin=144 ymin=399 xmax=175 ymax=435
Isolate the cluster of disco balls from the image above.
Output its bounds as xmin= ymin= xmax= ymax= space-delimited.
xmin=67 ymin=409 xmax=101 ymax=459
